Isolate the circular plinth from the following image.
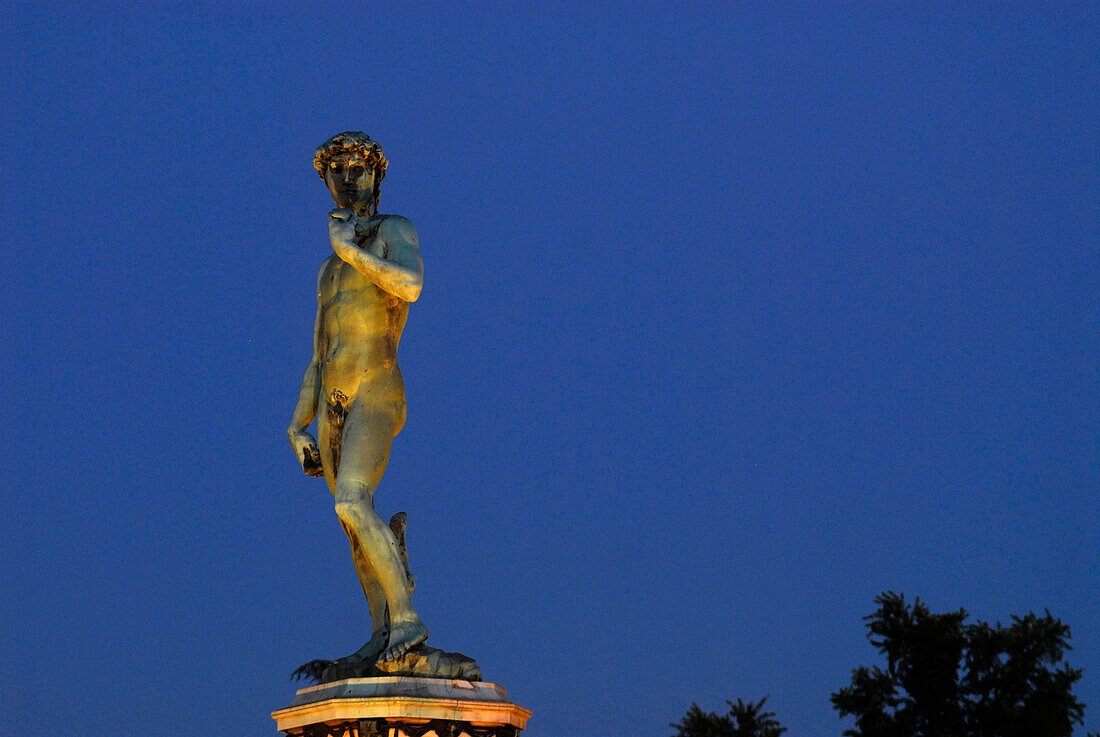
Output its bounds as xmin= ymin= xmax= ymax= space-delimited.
xmin=272 ymin=677 xmax=531 ymax=737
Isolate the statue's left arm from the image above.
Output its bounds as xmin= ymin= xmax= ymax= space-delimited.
xmin=328 ymin=211 xmax=423 ymax=302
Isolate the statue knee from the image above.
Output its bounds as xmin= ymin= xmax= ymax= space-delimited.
xmin=334 ymin=500 xmax=364 ymax=526
xmin=335 ymin=494 xmax=381 ymax=528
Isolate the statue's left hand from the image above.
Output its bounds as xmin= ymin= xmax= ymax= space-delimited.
xmin=329 ymin=208 xmax=357 ymax=245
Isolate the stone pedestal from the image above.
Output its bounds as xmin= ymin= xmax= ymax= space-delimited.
xmin=272 ymin=677 xmax=531 ymax=737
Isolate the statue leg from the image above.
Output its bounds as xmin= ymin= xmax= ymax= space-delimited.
xmin=332 ymin=405 xmax=428 ymax=663
xmin=335 ymin=545 xmax=389 ymax=663
xmin=319 ymin=414 xmax=390 ymax=664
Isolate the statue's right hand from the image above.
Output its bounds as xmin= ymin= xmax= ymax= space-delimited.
xmin=290 ymin=430 xmax=324 ymax=477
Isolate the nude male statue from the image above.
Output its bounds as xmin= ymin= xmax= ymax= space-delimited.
xmin=288 ymin=132 xmax=427 ymax=666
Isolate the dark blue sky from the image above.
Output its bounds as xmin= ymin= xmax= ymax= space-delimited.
xmin=3 ymin=4 xmax=1097 ymax=736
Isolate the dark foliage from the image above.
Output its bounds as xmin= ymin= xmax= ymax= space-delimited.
xmin=831 ymin=592 xmax=1088 ymax=737
xmin=671 ymin=696 xmax=787 ymax=737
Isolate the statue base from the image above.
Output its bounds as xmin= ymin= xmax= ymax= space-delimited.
xmin=272 ymin=677 xmax=531 ymax=737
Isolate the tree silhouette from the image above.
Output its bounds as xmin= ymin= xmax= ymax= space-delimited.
xmin=671 ymin=696 xmax=787 ymax=737
xmin=831 ymin=592 xmax=1088 ymax=737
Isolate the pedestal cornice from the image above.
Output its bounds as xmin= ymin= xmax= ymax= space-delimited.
xmin=272 ymin=677 xmax=531 ymax=736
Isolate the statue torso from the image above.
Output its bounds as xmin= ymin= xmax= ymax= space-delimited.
xmin=317 ymin=225 xmax=409 ymax=406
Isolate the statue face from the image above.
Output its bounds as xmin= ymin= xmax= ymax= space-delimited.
xmin=324 ymin=155 xmax=377 ymax=209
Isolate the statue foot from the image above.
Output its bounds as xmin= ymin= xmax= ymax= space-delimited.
xmin=333 ymin=629 xmax=389 ymax=665
xmin=380 ymin=620 xmax=429 ymax=662
xmin=374 ymin=644 xmax=483 ymax=681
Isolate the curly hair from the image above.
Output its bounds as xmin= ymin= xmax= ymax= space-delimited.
xmin=313 ymin=131 xmax=388 ymax=183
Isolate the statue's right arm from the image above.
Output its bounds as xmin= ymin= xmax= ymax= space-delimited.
xmin=287 ymin=270 xmax=325 ymax=477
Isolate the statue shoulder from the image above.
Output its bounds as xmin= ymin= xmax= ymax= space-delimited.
xmin=316 ymin=254 xmax=341 ymax=291
xmin=376 ymin=214 xmax=420 ymax=249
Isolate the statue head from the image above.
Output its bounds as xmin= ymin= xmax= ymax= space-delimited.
xmin=314 ymin=132 xmax=388 ymax=213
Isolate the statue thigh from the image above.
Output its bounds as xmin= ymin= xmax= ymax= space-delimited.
xmin=329 ymin=402 xmax=398 ymax=509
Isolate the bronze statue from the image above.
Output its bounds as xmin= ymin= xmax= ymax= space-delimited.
xmin=288 ymin=132 xmax=430 ymax=675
